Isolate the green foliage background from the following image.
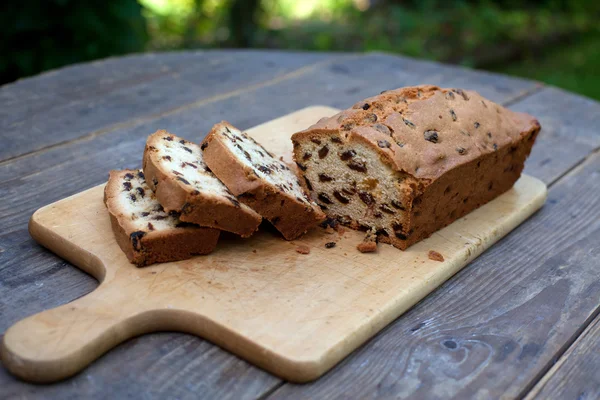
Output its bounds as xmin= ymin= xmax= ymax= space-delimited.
xmin=2 ymin=0 xmax=600 ymax=100
xmin=1 ymin=0 xmax=147 ymax=84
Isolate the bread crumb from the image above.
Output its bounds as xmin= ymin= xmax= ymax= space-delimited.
xmin=324 ymin=226 xmax=335 ymax=234
xmin=335 ymin=225 xmax=346 ymax=235
xmin=428 ymin=250 xmax=444 ymax=262
xmin=357 ymin=228 xmax=378 ymax=253
xmin=252 ymin=249 xmax=257 ymax=253
xmin=279 ymin=156 xmax=284 ymax=161
xmin=296 ymin=245 xmax=310 ymax=254
xmin=357 ymin=241 xmax=377 ymax=253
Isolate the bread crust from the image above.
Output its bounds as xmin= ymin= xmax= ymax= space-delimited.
xmin=292 ymin=85 xmax=541 ymax=249
xmin=202 ymin=122 xmax=325 ymax=240
xmin=377 ymin=128 xmax=537 ymax=249
xmin=143 ymin=130 xmax=262 ymax=237
xmin=104 ymin=170 xmax=220 ymax=267
xmin=294 ymin=85 xmax=539 ymax=181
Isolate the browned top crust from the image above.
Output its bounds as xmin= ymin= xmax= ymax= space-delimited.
xmin=293 ymin=85 xmax=540 ymax=182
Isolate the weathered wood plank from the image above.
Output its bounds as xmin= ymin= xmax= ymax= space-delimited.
xmin=0 ymin=332 xmax=280 ymax=400
xmin=0 ymin=51 xmax=338 ymax=161
xmin=526 ymin=313 xmax=600 ymax=400
xmin=0 ymin=52 xmax=540 ymax=184
xmin=268 ymin=152 xmax=600 ymax=399
xmin=4 ymin=51 xmax=244 ymax=101
xmin=511 ymin=86 xmax=600 ymax=184
xmin=0 ymin=52 xmax=588 ymax=398
xmin=366 ymin=52 xmax=542 ymax=105
xmin=0 ymin=51 xmax=539 ymax=165
xmin=507 ymin=86 xmax=600 ymax=146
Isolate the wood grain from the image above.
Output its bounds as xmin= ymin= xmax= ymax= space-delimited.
xmin=269 ymin=151 xmax=600 ymax=400
xmin=0 ymin=51 xmax=337 ymax=161
xmin=526 ymin=313 xmax=600 ymax=400
xmin=1 ymin=107 xmax=546 ymax=384
xmin=511 ymin=86 xmax=600 ymax=184
xmin=0 ymin=332 xmax=280 ymax=400
xmin=0 ymin=52 xmax=540 ymax=183
xmin=0 ymin=52 xmax=539 ymax=164
xmin=508 ymin=86 xmax=600 ymax=146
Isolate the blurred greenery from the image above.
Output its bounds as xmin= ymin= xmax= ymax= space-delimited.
xmin=2 ymin=0 xmax=147 ymax=84
xmin=490 ymin=30 xmax=600 ymax=100
xmin=2 ymin=0 xmax=600 ymax=100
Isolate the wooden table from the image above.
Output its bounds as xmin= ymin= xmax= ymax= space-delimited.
xmin=1 ymin=50 xmax=599 ymax=399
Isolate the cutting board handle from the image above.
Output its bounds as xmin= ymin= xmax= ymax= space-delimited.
xmin=1 ymin=284 xmax=149 ymax=383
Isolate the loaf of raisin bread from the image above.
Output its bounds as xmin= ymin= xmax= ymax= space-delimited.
xmin=143 ymin=130 xmax=262 ymax=237
xmin=104 ymin=169 xmax=220 ymax=267
xmin=292 ymin=85 xmax=541 ymax=250
xmin=202 ymin=122 xmax=325 ymax=240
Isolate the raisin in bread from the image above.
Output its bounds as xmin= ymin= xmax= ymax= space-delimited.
xmin=143 ymin=130 xmax=262 ymax=237
xmin=292 ymin=85 xmax=540 ymax=250
xmin=201 ymin=122 xmax=325 ymax=240
xmin=104 ymin=169 xmax=220 ymax=267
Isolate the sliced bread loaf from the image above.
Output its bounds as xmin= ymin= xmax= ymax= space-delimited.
xmin=292 ymin=85 xmax=540 ymax=249
xmin=143 ymin=130 xmax=262 ymax=237
xmin=104 ymin=169 xmax=220 ymax=267
xmin=202 ymin=122 xmax=325 ymax=240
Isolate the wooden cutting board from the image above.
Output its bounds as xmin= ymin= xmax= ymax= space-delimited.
xmin=1 ymin=106 xmax=547 ymax=384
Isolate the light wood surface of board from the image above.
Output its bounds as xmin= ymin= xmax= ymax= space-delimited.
xmin=0 ymin=106 xmax=547 ymax=384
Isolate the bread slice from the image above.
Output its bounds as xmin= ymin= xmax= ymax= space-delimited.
xmin=201 ymin=122 xmax=325 ymax=240
xmin=104 ymin=169 xmax=220 ymax=267
xmin=143 ymin=130 xmax=262 ymax=237
xmin=292 ymin=85 xmax=540 ymax=250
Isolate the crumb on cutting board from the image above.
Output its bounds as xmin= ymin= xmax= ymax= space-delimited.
xmin=296 ymin=245 xmax=310 ymax=254
xmin=357 ymin=227 xmax=378 ymax=253
xmin=357 ymin=241 xmax=377 ymax=253
xmin=428 ymin=250 xmax=444 ymax=262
